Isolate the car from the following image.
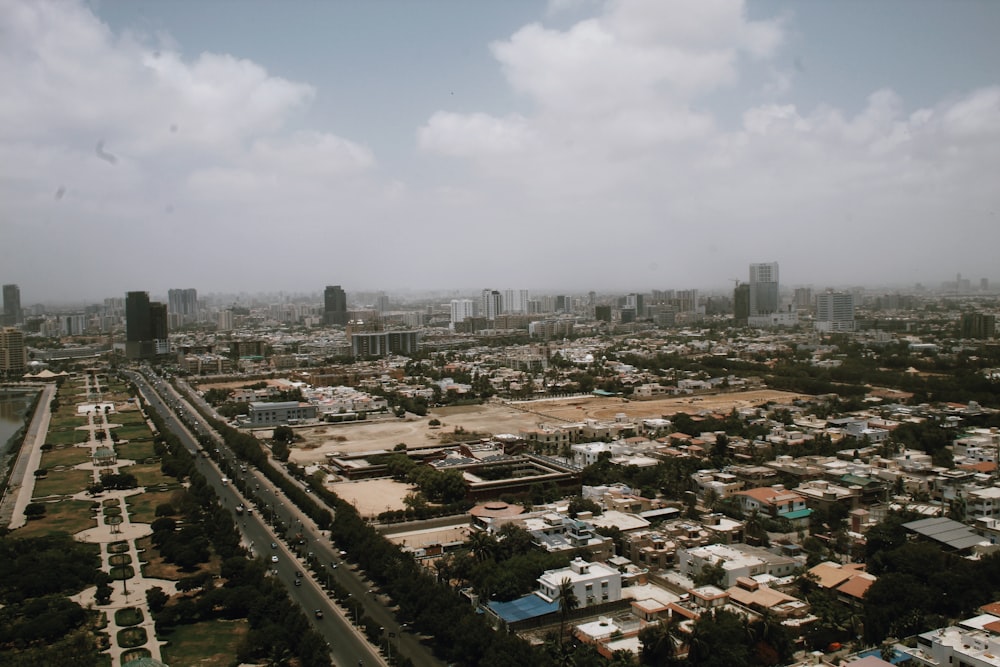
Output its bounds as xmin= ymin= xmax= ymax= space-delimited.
xmin=295 ymin=571 xmax=303 ymax=578
xmin=314 ymin=609 xmax=324 ymax=619
xmin=271 ymin=555 xmax=279 ymax=563
xmin=294 ymin=579 xmax=302 ymax=586
xmin=271 ymin=542 xmax=277 ymax=549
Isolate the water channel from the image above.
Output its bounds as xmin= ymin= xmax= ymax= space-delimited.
xmin=0 ymin=389 xmax=38 ymax=460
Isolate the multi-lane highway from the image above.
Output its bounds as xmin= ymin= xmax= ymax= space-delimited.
xmin=127 ymin=370 xmax=388 ymax=667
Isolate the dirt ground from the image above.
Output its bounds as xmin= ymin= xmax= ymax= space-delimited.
xmin=328 ymin=478 xmax=416 ymax=516
xmin=288 ymin=388 xmax=801 ymax=466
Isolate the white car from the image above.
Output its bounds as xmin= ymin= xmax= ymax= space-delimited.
xmin=271 ymin=555 xmax=279 ymax=563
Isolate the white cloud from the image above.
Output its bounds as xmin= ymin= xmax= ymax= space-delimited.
xmin=415 ymin=0 xmax=1000 ymax=288
xmin=418 ymin=112 xmax=533 ymax=157
xmin=2 ymin=0 xmax=999 ymax=298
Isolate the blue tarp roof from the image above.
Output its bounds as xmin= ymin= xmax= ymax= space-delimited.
xmin=487 ymin=594 xmax=560 ymax=623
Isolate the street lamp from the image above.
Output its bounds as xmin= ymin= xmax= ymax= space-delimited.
xmin=381 ymin=627 xmax=391 ymax=661
xmin=348 ymin=597 xmax=359 ymax=624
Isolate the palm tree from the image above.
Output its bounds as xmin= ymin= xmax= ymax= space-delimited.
xmin=468 ymin=530 xmax=497 ymax=562
xmin=557 ymin=577 xmax=579 ymax=647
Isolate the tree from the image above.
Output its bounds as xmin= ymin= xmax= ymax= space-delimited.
xmin=567 ymin=496 xmax=602 ymax=518
xmin=24 ymin=503 xmax=46 ymax=520
xmin=686 ymin=609 xmax=752 ymax=667
xmin=271 ymin=440 xmax=290 ymax=462
xmin=694 ymin=560 xmax=726 ymax=588
xmin=468 ymin=530 xmax=498 ymax=563
xmin=557 ymin=577 xmax=579 ymax=646
xmin=272 ymin=425 xmax=295 ymax=444
xmin=639 ymin=619 xmax=682 ymax=666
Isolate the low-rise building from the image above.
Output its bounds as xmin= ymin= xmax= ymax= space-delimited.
xmin=247 ymin=401 xmax=318 ymax=426
xmin=537 ymin=557 xmax=623 ymax=607
xmin=676 ymin=543 xmax=798 ymax=588
xmin=734 ymin=485 xmax=813 ymax=529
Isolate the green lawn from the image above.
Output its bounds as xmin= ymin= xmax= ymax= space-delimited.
xmin=117 ymin=626 xmax=146 ymax=648
xmin=32 ymin=467 xmax=92 ymax=497
xmin=113 ymin=411 xmax=148 ymax=425
xmin=108 ymin=540 xmax=130 ymax=554
xmin=13 ymin=499 xmax=99 ymax=538
xmin=46 ymin=427 xmax=90 ymax=446
xmin=48 ymin=412 xmax=87 ymax=429
xmin=114 ymin=424 xmax=153 ymax=441
xmin=127 ymin=463 xmax=170 ymax=487
xmin=160 ymin=619 xmax=249 ymax=667
xmin=115 ymin=607 xmax=143 ymax=627
xmin=40 ymin=444 xmax=92 ymax=468
xmin=116 ymin=440 xmax=157 ymax=462
xmin=125 ymin=490 xmax=177 ymax=523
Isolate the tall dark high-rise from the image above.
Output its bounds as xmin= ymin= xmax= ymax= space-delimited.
xmin=960 ymin=313 xmax=996 ymax=339
xmin=2 ymin=284 xmax=21 ymax=326
xmin=125 ymin=291 xmax=168 ymax=359
xmin=733 ymin=283 xmax=750 ymax=325
xmin=323 ymin=285 xmax=347 ymax=325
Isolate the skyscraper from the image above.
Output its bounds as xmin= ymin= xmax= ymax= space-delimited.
xmin=749 ymin=262 xmax=779 ymax=316
xmin=2 ymin=284 xmax=21 ymax=326
xmin=733 ymin=283 xmax=750 ymax=325
xmin=0 ymin=327 xmax=26 ymax=376
xmin=960 ymin=313 xmax=996 ymax=339
xmin=323 ymin=285 xmax=347 ymax=326
xmin=450 ymin=299 xmax=476 ymax=327
xmin=502 ymin=289 xmax=530 ymax=314
xmin=125 ymin=291 xmax=168 ymax=359
xmin=815 ymin=292 xmax=856 ymax=332
xmin=481 ymin=289 xmax=502 ymax=321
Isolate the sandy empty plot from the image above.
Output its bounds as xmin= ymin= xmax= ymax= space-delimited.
xmin=524 ymin=389 xmax=803 ymax=422
xmin=287 ymin=389 xmax=802 ymax=465
xmin=328 ymin=478 xmax=415 ymax=516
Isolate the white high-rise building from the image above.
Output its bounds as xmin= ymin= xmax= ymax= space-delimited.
xmin=450 ymin=299 xmax=476 ymax=328
xmin=815 ymin=292 xmax=855 ymax=332
xmin=749 ymin=262 xmax=779 ymax=316
xmin=481 ymin=289 xmax=502 ymax=320
xmin=503 ymin=289 xmax=530 ymax=314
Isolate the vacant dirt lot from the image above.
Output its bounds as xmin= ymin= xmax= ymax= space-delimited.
xmin=328 ymin=478 xmax=415 ymax=516
xmin=522 ymin=388 xmax=804 ymax=422
xmin=288 ymin=389 xmax=801 ymax=466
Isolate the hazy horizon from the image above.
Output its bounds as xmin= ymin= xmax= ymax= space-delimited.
xmin=3 ymin=0 xmax=999 ymax=303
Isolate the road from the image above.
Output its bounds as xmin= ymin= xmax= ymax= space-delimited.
xmin=127 ymin=370 xmax=387 ymax=667
xmin=169 ymin=377 xmax=445 ymax=667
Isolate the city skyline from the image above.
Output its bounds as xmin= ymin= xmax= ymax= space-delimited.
xmin=2 ymin=0 xmax=999 ymax=301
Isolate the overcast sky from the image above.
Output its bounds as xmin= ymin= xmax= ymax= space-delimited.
xmin=2 ymin=0 xmax=999 ymax=303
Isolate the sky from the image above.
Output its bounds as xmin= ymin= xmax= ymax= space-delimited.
xmin=2 ymin=0 xmax=999 ymax=304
